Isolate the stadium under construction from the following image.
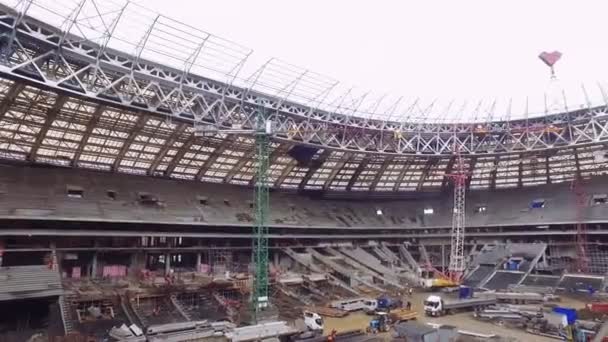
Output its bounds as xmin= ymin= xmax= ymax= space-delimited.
xmin=0 ymin=1 xmax=607 ymax=341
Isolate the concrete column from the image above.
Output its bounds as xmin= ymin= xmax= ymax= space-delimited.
xmin=50 ymin=242 xmax=58 ymax=272
xmin=441 ymin=244 xmax=445 ymax=269
xmin=91 ymin=252 xmax=98 ymax=278
xmin=164 ymin=253 xmax=171 ymax=275
xmin=196 ymin=252 xmax=202 ymax=272
xmin=273 ymin=251 xmax=279 ymax=268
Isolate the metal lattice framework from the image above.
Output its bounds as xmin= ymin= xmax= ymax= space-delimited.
xmin=0 ymin=2 xmax=605 ymax=193
xmin=252 ymin=107 xmax=270 ymax=320
xmin=446 ymin=151 xmax=467 ymax=281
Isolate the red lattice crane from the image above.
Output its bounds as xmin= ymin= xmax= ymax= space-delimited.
xmin=444 ymin=147 xmax=469 ymax=282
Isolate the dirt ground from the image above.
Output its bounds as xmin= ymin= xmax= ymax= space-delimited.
xmin=321 ymin=290 xmax=585 ymax=342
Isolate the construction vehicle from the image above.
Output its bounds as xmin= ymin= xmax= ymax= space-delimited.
xmin=493 ymin=291 xmax=559 ymax=304
xmin=365 ymin=295 xmax=402 ymax=314
xmin=423 ymin=295 xmax=496 ymax=317
xmin=366 ymin=309 xmax=418 ymax=334
xmin=587 ymin=302 xmax=608 ymax=314
xmin=292 ymin=311 xmax=324 ymax=340
xmin=376 ymin=295 xmax=403 ymax=311
xmin=367 ymin=312 xmax=390 ymax=334
xmin=303 ymin=311 xmax=324 ymax=332
xmin=387 ymin=308 xmax=418 ymax=323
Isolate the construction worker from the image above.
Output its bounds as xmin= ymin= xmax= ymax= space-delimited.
xmin=406 ymin=301 xmax=412 ymax=311
xmin=327 ymin=329 xmax=337 ymax=342
xmin=408 ymin=287 xmax=413 ymax=297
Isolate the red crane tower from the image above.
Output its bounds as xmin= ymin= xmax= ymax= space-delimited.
xmin=444 ymin=148 xmax=469 ymax=282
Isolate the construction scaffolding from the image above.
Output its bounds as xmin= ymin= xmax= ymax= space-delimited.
xmin=586 ymin=244 xmax=608 ymax=275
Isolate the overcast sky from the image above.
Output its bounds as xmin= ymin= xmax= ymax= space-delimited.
xmin=16 ymin=0 xmax=608 ymax=120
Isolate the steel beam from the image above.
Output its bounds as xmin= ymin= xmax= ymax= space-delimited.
xmin=440 ymin=156 xmax=456 ymax=190
xmin=0 ymin=8 xmax=605 ymax=156
xmin=346 ymin=157 xmax=370 ymax=191
xmin=27 ymin=95 xmax=68 ymax=161
xmin=224 ymin=151 xmax=254 ymax=184
xmin=518 ymin=155 xmax=524 ymax=188
xmin=164 ymin=134 xmax=196 ymax=176
xmin=298 ymin=149 xmax=332 ymax=190
xmin=147 ymin=123 xmax=187 ymax=175
xmin=545 ymin=155 xmax=552 ymax=185
xmin=369 ymin=157 xmax=393 ymax=191
xmin=489 ymin=156 xmax=500 ymax=190
xmin=195 ymin=136 xmax=237 ymax=180
xmin=573 ymin=147 xmax=581 ymax=178
xmin=0 ymin=83 xmax=25 ymax=121
xmin=416 ymin=158 xmax=439 ymax=191
xmin=112 ymin=114 xmax=148 ymax=171
xmin=274 ymin=160 xmax=297 ymax=188
xmin=393 ymin=157 xmax=415 ymax=192
xmin=71 ymin=104 xmax=106 ymax=166
xmin=323 ymin=153 xmax=353 ymax=190
xmin=244 ymin=143 xmax=289 ymax=186
xmin=466 ymin=157 xmax=477 ymax=188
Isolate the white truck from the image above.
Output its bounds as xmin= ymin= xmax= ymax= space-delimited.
xmin=303 ymin=311 xmax=324 ymax=331
xmin=423 ymin=295 xmax=496 ymax=317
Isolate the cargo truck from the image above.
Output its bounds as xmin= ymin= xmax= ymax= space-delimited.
xmin=423 ymin=295 xmax=496 ymax=316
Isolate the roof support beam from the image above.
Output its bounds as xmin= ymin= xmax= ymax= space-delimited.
xmin=298 ymin=149 xmax=332 ymax=191
xmin=416 ymin=158 xmax=439 ymax=191
xmin=195 ymin=136 xmax=237 ymax=180
xmin=369 ymin=157 xmax=393 ymax=191
xmin=573 ymin=147 xmax=581 ymax=178
xmin=346 ymin=157 xmax=370 ymax=191
xmin=164 ymin=134 xmax=196 ymax=176
xmin=274 ymin=160 xmax=297 ymax=188
xmin=71 ymin=104 xmax=106 ymax=167
xmin=243 ymin=143 xmax=289 ymax=186
xmin=323 ymin=153 xmax=352 ymax=190
xmin=27 ymin=94 xmax=68 ymax=161
xmin=440 ymin=156 xmax=456 ymax=190
xmin=489 ymin=156 xmax=500 ymax=190
xmin=518 ymin=154 xmax=524 ymax=188
xmin=224 ymin=151 xmax=254 ymax=184
xmin=545 ymin=155 xmax=552 ymax=185
xmin=147 ymin=123 xmax=187 ymax=175
xmin=393 ymin=158 xmax=415 ymax=192
xmin=112 ymin=115 xmax=148 ymax=171
xmin=466 ymin=157 xmax=477 ymax=188
xmin=0 ymin=83 xmax=26 ymax=121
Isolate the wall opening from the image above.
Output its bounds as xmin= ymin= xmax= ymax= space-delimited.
xmin=66 ymin=186 xmax=84 ymax=199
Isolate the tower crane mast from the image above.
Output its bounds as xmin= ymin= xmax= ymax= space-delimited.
xmin=445 ymin=148 xmax=468 ymax=282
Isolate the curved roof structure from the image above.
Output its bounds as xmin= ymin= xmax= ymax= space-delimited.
xmin=0 ymin=1 xmax=606 ymax=192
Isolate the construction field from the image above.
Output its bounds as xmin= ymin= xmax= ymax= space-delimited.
xmin=320 ymin=290 xmax=590 ymax=341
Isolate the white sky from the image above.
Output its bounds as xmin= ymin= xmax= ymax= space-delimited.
xmin=15 ymin=0 xmax=608 ymax=120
